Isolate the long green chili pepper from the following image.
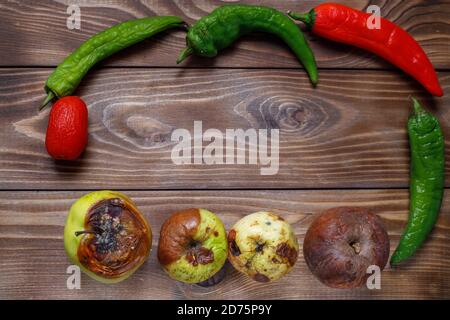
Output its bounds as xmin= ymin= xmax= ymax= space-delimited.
xmin=177 ymin=4 xmax=318 ymax=85
xmin=390 ymin=97 xmax=445 ymax=265
xmin=41 ymin=16 xmax=185 ymax=110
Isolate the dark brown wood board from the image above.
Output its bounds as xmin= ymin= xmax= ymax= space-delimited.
xmin=0 ymin=0 xmax=449 ymax=69
xmin=0 ymin=0 xmax=449 ymax=300
xmin=1 ymin=68 xmax=449 ymax=189
xmin=1 ymin=190 xmax=449 ymax=299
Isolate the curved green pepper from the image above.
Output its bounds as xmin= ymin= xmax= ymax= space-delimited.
xmin=391 ymin=98 xmax=445 ymax=265
xmin=41 ymin=16 xmax=185 ymax=109
xmin=177 ymin=4 xmax=318 ymax=85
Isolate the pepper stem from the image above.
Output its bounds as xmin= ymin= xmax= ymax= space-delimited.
xmin=177 ymin=47 xmax=194 ymax=64
xmin=287 ymin=10 xmax=314 ymax=29
xmin=39 ymin=91 xmax=55 ymax=111
xmin=181 ymin=22 xmax=190 ymax=30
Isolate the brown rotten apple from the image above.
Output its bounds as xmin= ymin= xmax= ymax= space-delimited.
xmin=158 ymin=208 xmax=227 ymax=284
xmin=64 ymin=190 xmax=152 ymax=283
xmin=228 ymin=211 xmax=299 ymax=282
xmin=303 ymin=207 xmax=390 ymax=289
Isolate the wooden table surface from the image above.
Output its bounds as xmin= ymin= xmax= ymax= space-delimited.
xmin=0 ymin=0 xmax=449 ymax=300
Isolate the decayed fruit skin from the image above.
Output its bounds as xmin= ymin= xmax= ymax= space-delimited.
xmin=228 ymin=211 xmax=299 ymax=282
xmin=303 ymin=207 xmax=390 ymax=289
xmin=158 ymin=208 xmax=227 ymax=284
xmin=64 ymin=190 xmax=152 ymax=284
xmin=45 ymin=96 xmax=88 ymax=160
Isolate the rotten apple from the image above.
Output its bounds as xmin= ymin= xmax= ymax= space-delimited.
xmin=303 ymin=207 xmax=390 ymax=289
xmin=64 ymin=190 xmax=152 ymax=284
xmin=228 ymin=211 xmax=299 ymax=283
xmin=157 ymin=208 xmax=228 ymax=284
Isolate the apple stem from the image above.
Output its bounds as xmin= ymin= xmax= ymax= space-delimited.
xmin=350 ymin=241 xmax=361 ymax=254
xmin=75 ymin=230 xmax=96 ymax=237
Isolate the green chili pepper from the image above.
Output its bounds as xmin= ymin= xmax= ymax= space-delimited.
xmin=177 ymin=4 xmax=318 ymax=85
xmin=41 ymin=16 xmax=185 ymax=110
xmin=390 ymin=97 xmax=445 ymax=265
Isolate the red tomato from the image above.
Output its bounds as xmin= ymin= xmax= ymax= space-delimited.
xmin=45 ymin=96 xmax=88 ymax=160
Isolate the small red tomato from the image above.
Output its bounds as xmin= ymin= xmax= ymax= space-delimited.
xmin=45 ymin=96 xmax=88 ymax=160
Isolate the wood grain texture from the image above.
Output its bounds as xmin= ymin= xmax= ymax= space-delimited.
xmin=1 ymin=0 xmax=449 ymax=301
xmin=0 ymin=189 xmax=449 ymax=300
xmin=0 ymin=0 xmax=449 ymax=69
xmin=1 ymin=68 xmax=449 ymax=189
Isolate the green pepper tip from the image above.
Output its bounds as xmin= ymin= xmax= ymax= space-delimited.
xmin=39 ymin=91 xmax=56 ymax=111
xmin=410 ymin=96 xmax=426 ymax=116
xmin=177 ymin=47 xmax=194 ymax=64
xmin=389 ymin=253 xmax=401 ymax=265
xmin=310 ymin=75 xmax=318 ymax=87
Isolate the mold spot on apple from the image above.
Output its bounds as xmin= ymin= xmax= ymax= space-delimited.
xmin=227 ymin=229 xmax=241 ymax=256
xmin=185 ymin=241 xmax=214 ymax=266
xmin=276 ymin=242 xmax=298 ymax=266
xmin=74 ymin=197 xmax=151 ymax=279
xmin=253 ymin=273 xmax=270 ymax=283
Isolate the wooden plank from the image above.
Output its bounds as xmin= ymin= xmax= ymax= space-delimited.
xmin=0 ymin=189 xmax=448 ymax=299
xmin=1 ymin=0 xmax=449 ymax=69
xmin=1 ymin=68 xmax=449 ymax=190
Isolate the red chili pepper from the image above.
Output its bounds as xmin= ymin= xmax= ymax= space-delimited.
xmin=45 ymin=96 xmax=88 ymax=160
xmin=288 ymin=3 xmax=443 ymax=97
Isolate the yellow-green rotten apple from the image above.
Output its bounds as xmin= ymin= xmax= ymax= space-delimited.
xmin=64 ymin=190 xmax=152 ymax=284
xmin=157 ymin=208 xmax=227 ymax=284
xmin=228 ymin=211 xmax=299 ymax=282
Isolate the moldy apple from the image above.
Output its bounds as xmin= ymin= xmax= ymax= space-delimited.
xmin=158 ymin=208 xmax=228 ymax=284
xmin=64 ymin=190 xmax=152 ymax=283
xmin=303 ymin=207 xmax=390 ymax=289
xmin=228 ymin=211 xmax=299 ymax=282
